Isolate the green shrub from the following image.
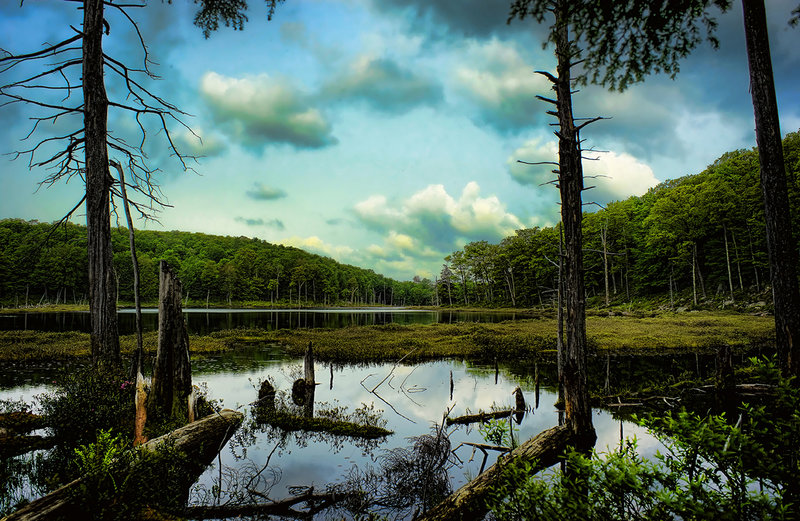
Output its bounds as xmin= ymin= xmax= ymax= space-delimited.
xmin=38 ymin=367 xmax=135 ymax=448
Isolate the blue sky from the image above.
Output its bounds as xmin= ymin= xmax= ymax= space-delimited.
xmin=1 ymin=0 xmax=799 ymax=280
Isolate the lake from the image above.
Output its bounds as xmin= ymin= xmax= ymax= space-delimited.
xmin=0 ymin=308 xmax=525 ymax=335
xmin=0 ymin=346 xmax=664 ymax=518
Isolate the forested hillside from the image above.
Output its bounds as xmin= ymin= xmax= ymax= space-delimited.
xmin=439 ymin=131 xmax=800 ymax=308
xmin=0 ymin=222 xmax=433 ymax=307
xmin=2 ymin=131 xmax=798 ymax=310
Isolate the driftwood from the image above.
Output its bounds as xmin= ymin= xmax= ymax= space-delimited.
xmin=417 ymin=425 xmax=574 ymax=521
xmin=2 ymin=409 xmax=243 ymax=521
xmin=150 ymin=260 xmax=192 ymax=421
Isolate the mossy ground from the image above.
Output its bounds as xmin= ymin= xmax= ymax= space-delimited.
xmin=0 ymin=311 xmax=774 ymax=363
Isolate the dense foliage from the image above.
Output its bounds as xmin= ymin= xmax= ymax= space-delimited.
xmin=439 ymin=131 xmax=800 ymax=308
xmin=487 ymin=357 xmax=800 ymax=520
xmin=0 ymin=220 xmax=434 ymax=307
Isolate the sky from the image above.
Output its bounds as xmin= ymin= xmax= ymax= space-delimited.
xmin=1 ymin=0 xmax=799 ymax=281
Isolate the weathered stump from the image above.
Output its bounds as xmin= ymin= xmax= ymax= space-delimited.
xmin=150 ymin=260 xmax=192 ymax=422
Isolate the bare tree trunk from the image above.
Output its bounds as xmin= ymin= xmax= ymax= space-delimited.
xmin=694 ymin=242 xmax=707 ymax=298
xmin=692 ymin=245 xmax=698 ymax=306
xmin=742 ymin=0 xmax=800 ymax=376
xmin=732 ymin=229 xmax=745 ymax=291
xmin=601 ymin=221 xmax=610 ymax=306
xmin=111 ymin=161 xmax=145 ymax=380
xmin=557 ymin=225 xmax=564 ymax=405
xmin=747 ymin=223 xmax=761 ymax=292
xmin=553 ymin=2 xmax=592 ymax=436
xmin=723 ymin=223 xmax=735 ymax=302
xmin=84 ymin=0 xmax=120 ymax=370
xmin=150 ymin=261 xmax=192 ymax=422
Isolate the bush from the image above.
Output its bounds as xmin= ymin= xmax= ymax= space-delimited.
xmin=487 ymin=357 xmax=799 ymax=520
xmin=39 ymin=367 xmax=135 ymax=449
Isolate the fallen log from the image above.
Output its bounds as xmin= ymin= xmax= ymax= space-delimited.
xmin=445 ymin=409 xmax=513 ymax=426
xmin=0 ymin=412 xmax=45 ymax=435
xmin=182 ymin=489 xmax=345 ymax=520
xmin=2 ymin=409 xmax=244 ymax=521
xmin=416 ymin=425 xmax=574 ymax=521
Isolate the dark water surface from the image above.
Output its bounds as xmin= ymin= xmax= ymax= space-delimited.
xmin=0 ymin=348 xmax=663 ymax=518
xmin=0 ymin=308 xmax=524 ymax=334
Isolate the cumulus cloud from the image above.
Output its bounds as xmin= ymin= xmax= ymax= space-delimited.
xmin=245 ymin=183 xmax=287 ymax=201
xmin=320 ymin=55 xmax=443 ymax=113
xmin=354 ymin=181 xmax=523 ymax=252
xmin=507 ymin=138 xmax=659 ymax=204
xmin=452 ymin=40 xmax=552 ymax=132
xmin=200 ymin=71 xmax=337 ymax=150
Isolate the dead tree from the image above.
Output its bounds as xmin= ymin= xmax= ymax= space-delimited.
xmin=514 ymin=0 xmax=598 ymax=438
xmin=150 ymin=261 xmax=192 ymax=422
xmin=742 ymin=0 xmax=800 ymax=377
xmin=0 ymin=1 xmax=201 ymax=369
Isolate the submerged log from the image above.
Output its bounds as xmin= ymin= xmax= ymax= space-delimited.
xmin=417 ymin=425 xmax=574 ymax=521
xmin=445 ymin=409 xmax=513 ymax=426
xmin=2 ymin=409 xmax=244 ymax=521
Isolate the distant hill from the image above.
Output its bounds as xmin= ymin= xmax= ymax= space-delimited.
xmin=0 ymin=220 xmax=433 ymax=307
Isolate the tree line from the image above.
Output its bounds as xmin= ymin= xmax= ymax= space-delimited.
xmin=436 ymin=130 xmax=800 ymax=308
xmin=0 ymin=221 xmax=434 ymax=308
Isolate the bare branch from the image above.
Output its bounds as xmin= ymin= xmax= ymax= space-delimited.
xmin=0 ymin=34 xmax=81 ymax=63
xmin=517 ymin=160 xmax=559 ymax=166
xmin=575 ymin=116 xmax=610 ymax=131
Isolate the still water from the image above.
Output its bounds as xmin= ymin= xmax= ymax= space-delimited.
xmin=0 ymin=308 xmax=524 ymax=335
xmin=0 ymin=347 xmax=662 ymax=518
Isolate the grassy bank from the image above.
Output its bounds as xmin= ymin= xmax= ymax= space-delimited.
xmin=0 ymin=311 xmax=774 ymax=363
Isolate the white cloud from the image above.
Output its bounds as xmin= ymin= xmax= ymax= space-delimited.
xmin=200 ymin=71 xmax=336 ymax=150
xmin=452 ymin=39 xmax=552 ymax=132
xmin=354 ymin=181 xmax=523 ymax=252
xmin=508 ymin=138 xmax=658 ymax=204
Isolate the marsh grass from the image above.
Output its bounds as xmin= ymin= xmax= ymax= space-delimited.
xmin=0 ymin=330 xmax=230 ymax=361
xmin=0 ymin=311 xmax=775 ymax=363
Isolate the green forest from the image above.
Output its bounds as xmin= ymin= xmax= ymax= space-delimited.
xmin=2 ymin=131 xmax=797 ymax=310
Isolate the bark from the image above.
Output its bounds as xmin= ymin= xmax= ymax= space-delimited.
xmin=554 ymin=1 xmax=592 ymax=436
xmin=742 ymin=0 xmax=800 ymax=376
xmin=417 ymin=426 xmax=574 ymax=521
xmin=150 ymin=261 xmax=192 ymax=421
xmin=84 ymin=0 xmax=120 ymax=370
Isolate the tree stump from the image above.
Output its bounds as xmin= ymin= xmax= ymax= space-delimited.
xmin=150 ymin=261 xmax=191 ymax=422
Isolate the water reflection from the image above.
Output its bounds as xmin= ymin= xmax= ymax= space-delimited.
xmin=0 ymin=308 xmax=521 ymax=335
xmin=0 ymin=350 xmax=663 ymax=519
